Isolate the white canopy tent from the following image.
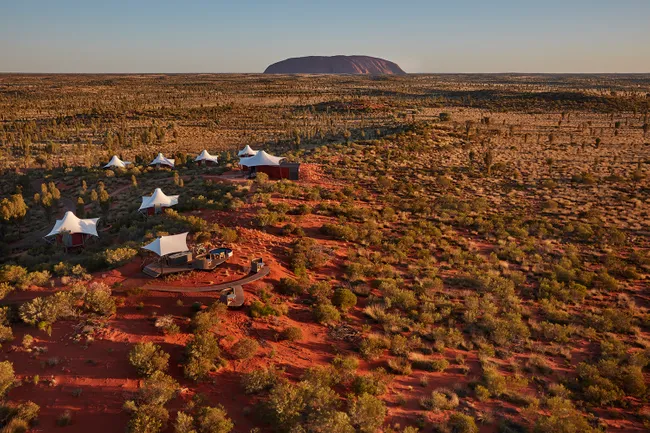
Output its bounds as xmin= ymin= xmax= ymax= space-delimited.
xmin=239 ymin=150 xmax=284 ymax=167
xmin=238 ymin=145 xmax=258 ymax=157
xmin=194 ymin=150 xmax=219 ymax=164
xmin=142 ymin=232 xmax=189 ymax=257
xmin=139 ymin=188 xmax=179 ymax=212
xmin=45 ymin=211 xmax=99 ymax=238
xmin=104 ymin=155 xmax=131 ymax=169
xmin=149 ymin=153 xmax=175 ymax=168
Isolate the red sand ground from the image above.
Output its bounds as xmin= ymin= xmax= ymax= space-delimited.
xmin=4 ymin=168 xmax=647 ymax=433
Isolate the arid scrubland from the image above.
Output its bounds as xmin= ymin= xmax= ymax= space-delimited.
xmin=0 ymin=74 xmax=648 ymax=433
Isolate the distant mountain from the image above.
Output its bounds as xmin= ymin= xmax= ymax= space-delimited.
xmin=264 ymin=55 xmax=406 ymax=75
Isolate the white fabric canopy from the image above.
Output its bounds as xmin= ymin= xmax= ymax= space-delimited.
xmin=104 ymin=155 xmax=131 ymax=169
xmin=239 ymin=150 xmax=284 ymax=167
xmin=238 ymin=145 xmax=258 ymax=157
xmin=149 ymin=153 xmax=175 ymax=167
xmin=194 ymin=150 xmax=219 ymax=163
xmin=139 ymin=188 xmax=179 ymax=211
xmin=45 ymin=211 xmax=99 ymax=238
xmin=142 ymin=232 xmax=189 ymax=256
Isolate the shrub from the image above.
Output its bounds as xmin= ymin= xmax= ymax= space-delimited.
xmin=332 ymin=355 xmax=359 ymax=383
xmin=196 ymin=406 xmax=233 ymax=433
xmin=348 ymin=393 xmax=386 ymax=433
xmin=359 ymin=336 xmax=388 ymax=360
xmin=412 ymin=357 xmax=449 ymax=372
xmin=241 ymin=365 xmax=282 ymax=394
xmin=483 ymin=366 xmax=507 ymax=397
xmin=231 ymin=338 xmax=259 ymax=360
xmin=191 ymin=302 xmax=227 ymax=332
xmin=313 ymin=303 xmax=341 ymax=325
xmin=421 ymin=388 xmax=460 ymax=411
xmin=0 ymin=401 xmax=40 ymax=431
xmin=265 ymin=381 xmax=307 ymax=429
xmin=129 ymin=342 xmax=170 ymax=377
xmin=56 ymin=410 xmax=73 ymax=426
xmin=154 ymin=315 xmax=180 ymax=335
xmin=138 ymin=371 xmax=179 ymax=406
xmin=352 ymin=369 xmax=390 ymax=396
xmin=0 ymin=361 xmax=15 ymax=398
xmin=534 ymin=397 xmax=600 ymax=433
xmin=19 ymin=296 xmax=60 ymax=327
xmin=289 ymin=238 xmax=329 ymax=272
xmin=387 ymin=357 xmax=412 ymax=375
xmin=332 ymin=288 xmax=357 ymax=311
xmin=249 ymin=290 xmax=287 ymax=318
xmin=276 ymin=278 xmax=305 ymax=296
xmin=475 ymin=385 xmax=491 ymax=401
xmin=104 ymin=247 xmax=139 ymax=267
xmin=0 ymin=307 xmax=13 ymax=343
xmin=280 ymin=326 xmax=303 ymax=342
xmin=184 ymin=332 xmax=224 ymax=381
xmin=126 ymin=403 xmax=169 ymax=433
xmin=447 ymin=413 xmax=478 ymax=433
xmin=173 ymin=412 xmax=195 ymax=433
xmin=83 ymin=282 xmax=116 ymax=316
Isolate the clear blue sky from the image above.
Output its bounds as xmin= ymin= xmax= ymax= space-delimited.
xmin=1 ymin=0 xmax=649 ymax=73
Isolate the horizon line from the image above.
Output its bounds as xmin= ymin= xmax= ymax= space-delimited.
xmin=1 ymin=71 xmax=650 ymax=75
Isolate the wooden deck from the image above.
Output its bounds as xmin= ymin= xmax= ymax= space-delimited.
xmin=144 ymin=265 xmax=270 ymax=293
xmin=142 ymin=263 xmax=192 ymax=278
xmin=142 ymin=255 xmax=231 ymax=278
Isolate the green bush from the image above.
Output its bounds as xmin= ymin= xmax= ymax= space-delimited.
xmin=83 ymin=282 xmax=116 ymax=316
xmin=348 ymin=393 xmax=386 ymax=433
xmin=447 ymin=413 xmax=478 ymax=433
xmin=184 ymin=332 xmax=224 ymax=381
xmin=0 ymin=361 xmax=16 ymax=398
xmin=126 ymin=403 xmax=169 ymax=433
xmin=332 ymin=288 xmax=357 ymax=311
xmin=128 ymin=342 xmax=170 ymax=377
xmin=352 ymin=369 xmax=390 ymax=396
xmin=534 ymin=397 xmax=600 ymax=433
xmin=420 ymin=388 xmax=460 ymax=411
xmin=276 ymin=278 xmax=305 ymax=296
xmin=138 ymin=371 xmax=179 ymax=406
xmin=359 ymin=336 xmax=388 ymax=360
xmin=412 ymin=357 xmax=449 ymax=372
xmin=104 ymin=247 xmax=139 ymax=267
xmin=196 ymin=406 xmax=233 ymax=433
xmin=241 ymin=365 xmax=282 ymax=394
xmin=231 ymin=337 xmax=259 ymax=360
xmin=281 ymin=326 xmax=303 ymax=342
xmin=313 ymin=303 xmax=341 ymax=324
xmin=0 ymin=401 xmax=40 ymax=431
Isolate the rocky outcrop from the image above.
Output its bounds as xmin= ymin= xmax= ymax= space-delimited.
xmin=264 ymin=55 xmax=406 ymax=75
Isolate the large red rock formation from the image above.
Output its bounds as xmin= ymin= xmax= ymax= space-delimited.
xmin=264 ymin=55 xmax=406 ymax=75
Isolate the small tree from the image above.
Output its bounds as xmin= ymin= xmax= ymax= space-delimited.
xmin=196 ymin=406 xmax=233 ymax=433
xmin=313 ymin=303 xmax=341 ymax=324
xmin=332 ymin=288 xmax=357 ymax=311
xmin=483 ymin=149 xmax=493 ymax=176
xmin=0 ymin=361 xmax=15 ymax=398
xmin=231 ymin=337 xmax=259 ymax=360
xmin=76 ymin=197 xmax=85 ymax=218
xmin=129 ymin=342 xmax=170 ymax=377
xmin=348 ymin=393 xmax=386 ymax=433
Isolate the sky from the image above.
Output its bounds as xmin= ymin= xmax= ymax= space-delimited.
xmin=1 ymin=0 xmax=649 ymax=73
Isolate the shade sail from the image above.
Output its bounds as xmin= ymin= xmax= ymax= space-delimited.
xmin=45 ymin=211 xmax=99 ymax=238
xmin=195 ymin=150 xmax=219 ymax=163
xmin=239 ymin=150 xmax=284 ymax=167
xmin=238 ymin=145 xmax=258 ymax=157
xmin=143 ymin=232 xmax=189 ymax=256
xmin=104 ymin=155 xmax=131 ymax=169
xmin=149 ymin=153 xmax=175 ymax=167
xmin=139 ymin=188 xmax=179 ymax=211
